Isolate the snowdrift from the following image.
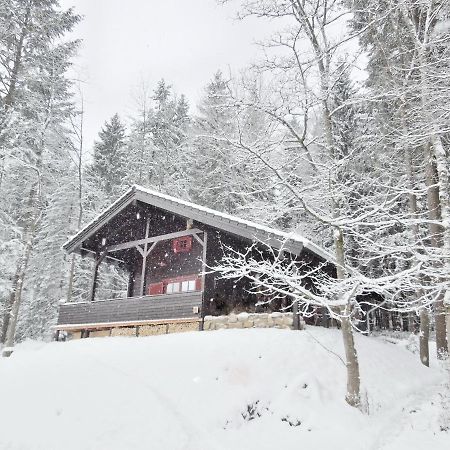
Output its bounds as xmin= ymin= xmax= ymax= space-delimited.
xmin=0 ymin=328 xmax=448 ymax=450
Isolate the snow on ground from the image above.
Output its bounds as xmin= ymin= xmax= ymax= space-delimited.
xmin=0 ymin=328 xmax=448 ymax=450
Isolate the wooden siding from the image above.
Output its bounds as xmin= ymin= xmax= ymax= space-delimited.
xmin=57 ymin=292 xmax=202 ymax=326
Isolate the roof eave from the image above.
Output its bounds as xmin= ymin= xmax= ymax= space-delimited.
xmin=62 ymin=186 xmax=138 ymax=254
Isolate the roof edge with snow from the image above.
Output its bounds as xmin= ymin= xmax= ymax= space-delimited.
xmin=63 ymin=185 xmax=335 ymax=264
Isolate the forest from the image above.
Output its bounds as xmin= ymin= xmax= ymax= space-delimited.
xmin=0 ymin=0 xmax=450 ymax=410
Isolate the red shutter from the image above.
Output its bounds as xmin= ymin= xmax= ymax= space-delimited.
xmin=148 ymin=282 xmax=164 ymax=296
xmin=195 ymin=277 xmax=202 ymax=291
xmin=172 ymin=236 xmax=193 ymax=254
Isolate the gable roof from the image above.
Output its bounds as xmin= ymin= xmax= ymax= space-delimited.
xmin=63 ymin=185 xmax=335 ymax=263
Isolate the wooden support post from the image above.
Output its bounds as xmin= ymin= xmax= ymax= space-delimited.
xmin=139 ymin=218 xmax=150 ymax=297
xmin=293 ymin=299 xmax=300 ymax=330
xmin=126 ymin=269 xmax=134 ymax=298
xmin=89 ymin=252 xmax=106 ymax=302
xmin=200 ymin=231 xmax=208 ymax=331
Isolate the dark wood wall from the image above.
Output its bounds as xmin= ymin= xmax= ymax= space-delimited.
xmin=82 ymin=200 xmax=335 ymax=320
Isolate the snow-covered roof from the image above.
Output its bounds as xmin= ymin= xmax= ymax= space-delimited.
xmin=63 ymin=185 xmax=335 ymax=264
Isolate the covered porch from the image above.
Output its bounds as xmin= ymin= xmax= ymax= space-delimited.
xmin=57 ymin=194 xmax=209 ymax=336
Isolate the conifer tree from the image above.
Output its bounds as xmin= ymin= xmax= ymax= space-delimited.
xmin=127 ymin=79 xmax=190 ymax=195
xmin=186 ymin=71 xmax=242 ymax=213
xmin=86 ymin=114 xmax=128 ymax=207
xmin=0 ymin=0 xmax=80 ymax=355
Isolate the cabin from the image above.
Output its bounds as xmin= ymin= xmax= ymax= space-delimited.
xmin=55 ymin=185 xmax=336 ymax=338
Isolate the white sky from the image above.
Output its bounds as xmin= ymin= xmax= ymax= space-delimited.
xmin=60 ymin=0 xmax=271 ymax=150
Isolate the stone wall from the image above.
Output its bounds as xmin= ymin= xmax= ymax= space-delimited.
xmin=66 ymin=313 xmax=303 ymax=340
xmin=67 ymin=320 xmax=200 ymax=340
xmin=203 ymin=312 xmax=304 ymax=331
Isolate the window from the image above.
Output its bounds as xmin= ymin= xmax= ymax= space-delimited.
xmin=166 ymin=282 xmax=181 ymax=294
xmin=164 ymin=276 xmax=201 ymax=294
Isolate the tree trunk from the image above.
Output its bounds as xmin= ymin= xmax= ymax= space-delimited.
xmin=2 ymin=209 xmax=38 ymax=357
xmin=341 ymin=314 xmax=361 ymax=407
xmin=429 ymin=136 xmax=449 ymax=358
xmin=322 ymin=74 xmax=361 ymax=408
xmin=404 ymin=121 xmax=431 ymax=362
xmin=335 ymin=227 xmax=361 ymax=407
xmin=0 ymin=187 xmax=37 ymax=345
xmin=388 ymin=312 xmax=394 ymax=331
xmin=419 ymin=309 xmax=430 ymax=367
xmin=408 ymin=312 xmax=415 ymax=333
xmin=1 ymin=268 xmax=22 ymax=344
xmin=1 ymin=105 xmax=46 ymax=354
xmin=414 ymin=24 xmax=448 ymax=359
xmin=291 ymin=0 xmax=361 ymax=408
xmin=424 ymin=144 xmax=446 ymax=353
xmin=66 ymin=98 xmax=84 ymax=303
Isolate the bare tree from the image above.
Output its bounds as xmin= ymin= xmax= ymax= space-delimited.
xmin=219 ymin=0 xmax=366 ymax=408
xmin=65 ymin=92 xmax=85 ymax=303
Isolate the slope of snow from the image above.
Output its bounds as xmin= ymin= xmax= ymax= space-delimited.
xmin=0 ymin=328 xmax=448 ymax=450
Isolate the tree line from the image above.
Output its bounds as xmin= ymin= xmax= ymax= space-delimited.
xmin=0 ymin=0 xmax=449 ymax=409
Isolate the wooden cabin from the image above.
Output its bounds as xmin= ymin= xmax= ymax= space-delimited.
xmin=55 ymin=185 xmax=336 ymax=338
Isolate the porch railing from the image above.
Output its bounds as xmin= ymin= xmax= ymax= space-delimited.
xmin=56 ymin=292 xmax=203 ymax=328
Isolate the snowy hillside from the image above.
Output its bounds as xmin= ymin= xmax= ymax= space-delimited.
xmin=0 ymin=328 xmax=448 ymax=450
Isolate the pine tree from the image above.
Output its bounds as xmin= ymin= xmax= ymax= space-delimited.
xmin=127 ymin=79 xmax=190 ymax=195
xmin=0 ymin=0 xmax=81 ymax=355
xmin=187 ymin=71 xmax=241 ymax=213
xmin=87 ymin=114 xmax=128 ymax=206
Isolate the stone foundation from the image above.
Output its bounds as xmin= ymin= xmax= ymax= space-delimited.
xmin=66 ymin=320 xmax=200 ymax=340
xmin=138 ymin=324 xmax=168 ymax=336
xmin=203 ymin=312 xmax=304 ymax=331
xmin=64 ymin=313 xmax=302 ymax=340
xmin=68 ymin=331 xmax=82 ymax=340
xmin=167 ymin=321 xmax=199 ymax=333
xmin=111 ymin=327 xmax=137 ymax=337
xmin=89 ymin=329 xmax=111 ymax=338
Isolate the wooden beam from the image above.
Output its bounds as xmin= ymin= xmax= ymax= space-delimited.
xmin=146 ymin=241 xmax=157 ymax=257
xmin=200 ymin=231 xmax=208 ymax=331
xmin=293 ymin=300 xmax=301 ymax=330
xmin=200 ymin=232 xmax=208 ymax=292
xmin=107 ymin=228 xmax=202 ymax=253
xmin=192 ymin=232 xmax=205 ymax=247
xmin=88 ymin=251 xmax=106 ymax=302
xmin=140 ymin=218 xmax=150 ymax=297
xmin=79 ymin=246 xmax=125 ymax=264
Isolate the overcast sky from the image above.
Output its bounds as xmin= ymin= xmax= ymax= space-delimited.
xmin=60 ymin=0 xmax=271 ymax=150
